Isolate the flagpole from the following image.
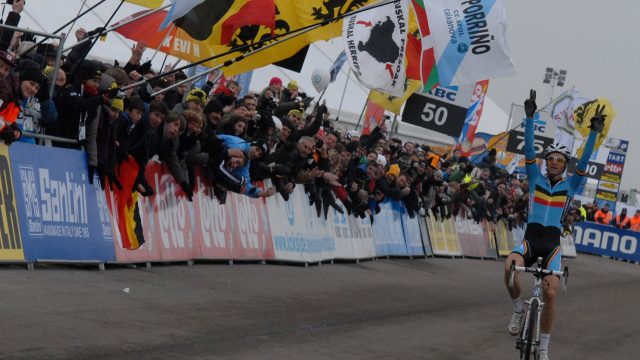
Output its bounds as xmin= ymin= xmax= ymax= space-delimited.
xmin=127 ymin=0 xmax=398 ymax=92
xmin=62 ymin=4 xmax=172 ymax=53
xmin=70 ymin=0 xmax=125 ymax=79
xmin=150 ymin=24 xmax=175 ymax=62
xmin=336 ymin=68 xmax=352 ymax=122
xmin=21 ymin=0 xmax=106 ymax=56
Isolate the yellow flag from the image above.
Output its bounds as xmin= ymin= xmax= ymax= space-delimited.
xmin=573 ymin=98 xmax=616 ymax=157
xmin=125 ymin=0 xmax=163 ymax=8
xmin=369 ymin=80 xmax=422 ymax=115
xmin=208 ymin=0 xmax=379 ymax=76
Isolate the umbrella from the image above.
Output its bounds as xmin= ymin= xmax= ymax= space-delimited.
xmin=113 ymin=9 xmax=217 ymax=66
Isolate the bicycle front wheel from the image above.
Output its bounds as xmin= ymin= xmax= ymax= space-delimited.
xmin=521 ymin=298 xmax=539 ymax=360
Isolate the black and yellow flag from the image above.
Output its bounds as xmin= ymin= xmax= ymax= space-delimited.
xmin=180 ymin=0 xmax=380 ymax=76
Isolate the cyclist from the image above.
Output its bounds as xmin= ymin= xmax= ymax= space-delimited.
xmin=504 ymin=90 xmax=604 ymax=360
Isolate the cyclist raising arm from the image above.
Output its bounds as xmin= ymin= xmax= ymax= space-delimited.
xmin=504 ymin=90 xmax=604 ymax=360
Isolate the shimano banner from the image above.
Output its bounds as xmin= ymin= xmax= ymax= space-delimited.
xmin=573 ymin=222 xmax=639 ymax=263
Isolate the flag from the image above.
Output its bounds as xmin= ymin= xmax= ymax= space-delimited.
xmin=343 ymin=0 xmax=410 ymax=96
xmin=410 ymin=0 xmax=439 ymax=91
xmin=458 ymin=79 xmax=489 ymax=156
xmin=361 ymin=99 xmax=386 ymax=135
xmin=424 ymin=0 xmax=515 ymax=87
xmin=330 ymin=51 xmax=347 ymax=83
xmin=546 ymin=89 xmax=588 ymax=151
xmin=171 ymin=0 xmax=277 ymax=45
xmin=163 ymin=0 xmax=378 ymax=76
xmin=573 ymin=98 xmax=616 ymax=157
xmin=125 ymin=0 xmax=164 ymax=8
xmin=160 ymin=0 xmax=205 ymax=29
xmin=368 ymin=79 xmax=421 ymax=115
xmin=110 ymin=156 xmax=146 ymax=250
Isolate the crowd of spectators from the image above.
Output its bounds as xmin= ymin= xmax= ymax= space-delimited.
xmin=0 ymin=1 xmax=638 ymax=232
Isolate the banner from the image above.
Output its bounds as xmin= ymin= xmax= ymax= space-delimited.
xmin=265 ymin=182 xmax=336 ymax=263
xmin=401 ymin=83 xmax=474 ymax=138
xmin=458 ymin=80 xmax=489 ymax=155
xmin=425 ymin=215 xmax=462 ymax=256
xmin=9 ymin=143 xmax=116 ymax=262
xmin=344 ymin=0 xmax=409 ymax=96
xmin=371 ymin=200 xmax=409 ymax=256
xmin=594 ymin=140 xmax=628 ymax=211
xmin=574 ymin=222 xmax=640 ymax=263
xmin=455 ymin=217 xmax=495 ymax=258
xmin=329 ymin=202 xmax=376 ymax=259
xmin=0 ymin=143 xmax=24 ymax=261
xmin=424 ymin=0 xmax=515 ymax=86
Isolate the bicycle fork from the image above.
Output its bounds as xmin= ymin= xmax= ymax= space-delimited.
xmin=518 ymin=298 xmax=545 ymax=351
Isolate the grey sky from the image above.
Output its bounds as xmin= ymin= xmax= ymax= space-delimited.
xmin=15 ymin=0 xmax=639 ymax=191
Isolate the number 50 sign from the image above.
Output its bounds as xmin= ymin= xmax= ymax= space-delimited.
xmin=402 ymin=93 xmax=468 ymax=138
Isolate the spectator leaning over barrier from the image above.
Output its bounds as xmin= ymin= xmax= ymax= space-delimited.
xmin=504 ymin=90 xmax=602 ymax=360
xmin=630 ymin=210 xmax=640 ymax=232
xmin=611 ymin=208 xmax=631 ymax=230
xmin=594 ymin=203 xmax=613 ymax=225
xmin=127 ymin=99 xmax=169 ymax=196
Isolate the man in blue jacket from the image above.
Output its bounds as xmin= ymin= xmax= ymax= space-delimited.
xmin=216 ymin=134 xmax=275 ymax=199
xmin=504 ymin=90 xmax=604 ymax=360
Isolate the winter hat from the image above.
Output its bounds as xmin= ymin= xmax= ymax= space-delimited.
xmin=251 ymin=139 xmax=268 ymax=157
xmin=110 ymin=98 xmax=124 ymax=112
xmin=346 ymin=130 xmax=360 ymax=141
xmin=204 ymin=98 xmax=223 ymax=114
xmin=18 ymin=60 xmax=44 ymax=84
xmin=376 ymin=154 xmax=387 ymax=167
xmin=386 ymin=164 xmax=400 ymax=177
xmin=287 ymin=109 xmax=303 ymax=118
xmin=77 ymin=60 xmax=102 ymax=81
xmin=287 ymin=80 xmax=298 ymax=90
xmin=186 ymin=88 xmax=207 ymax=105
xmin=269 ymin=77 xmax=283 ymax=86
xmin=271 ymin=115 xmax=283 ymax=131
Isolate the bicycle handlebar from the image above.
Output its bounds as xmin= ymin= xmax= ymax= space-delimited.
xmin=514 ymin=265 xmax=565 ymax=277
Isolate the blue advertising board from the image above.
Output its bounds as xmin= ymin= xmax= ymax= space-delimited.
xmin=9 ymin=143 xmax=116 ymax=262
xmin=573 ymin=222 xmax=639 ymax=263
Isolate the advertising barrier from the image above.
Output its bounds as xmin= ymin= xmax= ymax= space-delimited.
xmin=265 ymin=182 xmax=336 ymax=263
xmin=9 ymin=143 xmax=116 ymax=262
xmin=0 ymin=143 xmax=24 ymax=261
xmin=573 ymin=222 xmax=639 ymax=263
xmin=6 ymin=144 xmax=633 ymax=267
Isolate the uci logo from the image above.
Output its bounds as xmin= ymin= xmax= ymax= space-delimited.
xmin=284 ymin=199 xmax=295 ymax=226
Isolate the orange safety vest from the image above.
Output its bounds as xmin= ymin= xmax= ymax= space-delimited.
xmin=615 ymin=214 xmax=631 ymax=229
xmin=594 ymin=210 xmax=612 ymax=225
xmin=630 ymin=216 xmax=640 ymax=232
xmin=0 ymin=102 xmax=20 ymax=132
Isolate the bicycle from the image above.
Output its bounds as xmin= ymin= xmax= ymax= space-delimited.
xmin=508 ymin=257 xmax=569 ymax=360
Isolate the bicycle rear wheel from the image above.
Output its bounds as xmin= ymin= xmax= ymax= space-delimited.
xmin=520 ymin=299 xmax=539 ymax=360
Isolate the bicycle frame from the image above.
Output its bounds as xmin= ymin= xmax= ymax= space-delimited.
xmin=508 ymin=257 xmax=568 ymax=360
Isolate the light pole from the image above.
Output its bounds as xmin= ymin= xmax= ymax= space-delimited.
xmin=543 ymin=67 xmax=567 ymax=102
